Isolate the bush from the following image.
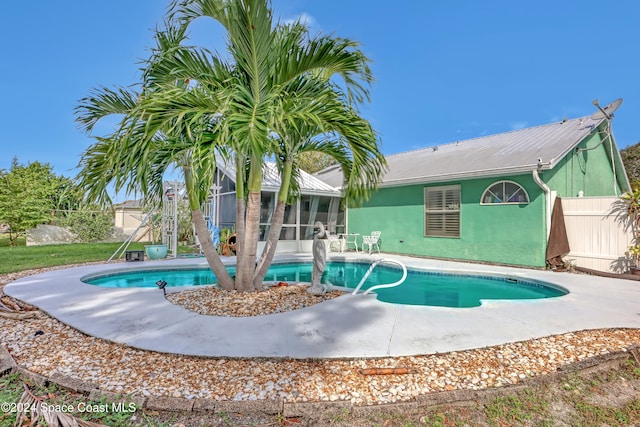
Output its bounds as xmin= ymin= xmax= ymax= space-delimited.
xmin=56 ymin=210 xmax=114 ymax=242
xmin=178 ymin=202 xmax=195 ymax=245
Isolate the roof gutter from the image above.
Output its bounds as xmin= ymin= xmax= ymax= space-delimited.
xmin=532 ymin=169 xmax=551 ymax=241
xmin=378 ymin=164 xmax=552 ymax=188
xmin=261 ymin=185 xmax=340 ymax=197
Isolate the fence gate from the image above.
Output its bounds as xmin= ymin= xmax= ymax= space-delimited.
xmin=561 ymin=196 xmax=632 ymax=273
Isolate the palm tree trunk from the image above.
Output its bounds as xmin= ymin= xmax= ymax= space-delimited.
xmin=183 ymin=163 xmax=234 ymax=290
xmin=192 ymin=208 xmax=234 ymax=290
xmin=234 ymin=197 xmax=246 ymax=289
xmin=253 ymin=199 xmax=285 ymax=289
xmin=234 ymin=157 xmax=246 ymax=291
xmin=235 ymin=159 xmax=262 ymax=292
xmin=253 ymin=159 xmax=292 ymax=288
xmin=238 ymin=191 xmax=261 ymax=291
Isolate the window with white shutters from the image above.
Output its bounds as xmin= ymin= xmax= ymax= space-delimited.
xmin=424 ymin=185 xmax=460 ymax=237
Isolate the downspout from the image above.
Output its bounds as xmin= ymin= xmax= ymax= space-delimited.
xmin=532 ymin=169 xmax=551 ymax=240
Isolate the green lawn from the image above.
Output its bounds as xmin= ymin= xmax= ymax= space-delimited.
xmin=0 ymin=235 xmax=198 ymax=275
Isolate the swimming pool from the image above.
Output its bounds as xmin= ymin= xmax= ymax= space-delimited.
xmin=83 ymin=261 xmax=567 ymax=308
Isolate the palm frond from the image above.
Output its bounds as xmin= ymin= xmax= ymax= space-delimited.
xmin=143 ymin=23 xmax=233 ymax=91
xmin=225 ymin=0 xmax=273 ymax=99
xmin=169 ymin=0 xmax=232 ymax=30
xmin=13 ymin=383 xmax=107 ymax=427
xmin=272 ymin=22 xmax=373 ymax=105
xmin=268 ymin=72 xmax=386 ymax=204
xmin=74 ymin=86 xmax=140 ymax=133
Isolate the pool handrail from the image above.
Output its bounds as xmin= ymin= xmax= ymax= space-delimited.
xmin=351 ymin=258 xmax=408 ymax=295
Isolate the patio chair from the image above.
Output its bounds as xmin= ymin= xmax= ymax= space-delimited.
xmin=362 ymin=231 xmax=381 ymax=255
xmin=327 ymin=233 xmax=343 ymax=252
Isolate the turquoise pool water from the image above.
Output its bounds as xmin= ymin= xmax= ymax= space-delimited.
xmin=83 ymin=261 xmax=567 ymax=308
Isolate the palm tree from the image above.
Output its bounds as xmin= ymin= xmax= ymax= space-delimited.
xmin=160 ymin=0 xmax=385 ymax=290
xmin=75 ymin=24 xmax=235 ymax=289
xmin=252 ymin=77 xmax=387 ymax=288
xmin=77 ymin=0 xmax=386 ymax=292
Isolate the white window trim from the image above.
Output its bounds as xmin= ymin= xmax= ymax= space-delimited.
xmin=480 ymin=180 xmax=530 ymax=205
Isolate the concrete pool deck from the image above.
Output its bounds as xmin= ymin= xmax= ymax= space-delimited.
xmin=4 ymin=253 xmax=640 ymax=359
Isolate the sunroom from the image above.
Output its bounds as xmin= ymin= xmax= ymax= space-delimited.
xmin=201 ymin=160 xmax=345 ymax=253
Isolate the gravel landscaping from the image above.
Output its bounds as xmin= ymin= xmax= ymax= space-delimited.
xmin=2 ymin=265 xmax=640 ymax=409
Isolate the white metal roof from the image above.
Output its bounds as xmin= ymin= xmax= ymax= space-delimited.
xmin=217 ymin=160 xmax=341 ymax=196
xmin=315 ymin=115 xmax=609 ymax=188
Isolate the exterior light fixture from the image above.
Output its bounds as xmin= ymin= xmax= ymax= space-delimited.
xmin=156 ymin=280 xmax=168 ymax=295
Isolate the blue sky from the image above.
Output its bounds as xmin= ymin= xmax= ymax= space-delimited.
xmin=2 ymin=1 xmax=639 ymax=200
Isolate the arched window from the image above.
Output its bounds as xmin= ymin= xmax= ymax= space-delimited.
xmin=481 ymin=181 xmax=529 ymax=205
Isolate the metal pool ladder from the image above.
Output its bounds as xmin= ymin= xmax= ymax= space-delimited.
xmin=351 ymin=258 xmax=408 ymax=295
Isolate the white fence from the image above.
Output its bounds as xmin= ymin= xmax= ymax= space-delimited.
xmin=562 ymin=196 xmax=633 ymax=273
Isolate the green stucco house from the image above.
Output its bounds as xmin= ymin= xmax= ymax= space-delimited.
xmin=315 ymin=111 xmax=630 ymax=268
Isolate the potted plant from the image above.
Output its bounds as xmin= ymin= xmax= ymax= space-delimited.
xmin=141 ymin=206 xmax=168 ymax=260
xmin=217 ymin=227 xmax=231 ymax=254
xmin=217 ymin=227 xmax=236 ymax=256
xmin=145 ymin=244 xmax=168 ymax=259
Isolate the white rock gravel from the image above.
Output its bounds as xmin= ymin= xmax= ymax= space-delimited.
xmin=166 ymin=283 xmax=345 ymax=317
xmin=2 ymin=265 xmax=640 ymax=406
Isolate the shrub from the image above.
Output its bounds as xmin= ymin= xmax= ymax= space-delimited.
xmin=57 ymin=210 xmax=114 ymax=242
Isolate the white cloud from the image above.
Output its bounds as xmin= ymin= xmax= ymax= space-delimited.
xmin=297 ymin=12 xmax=316 ymax=27
xmin=282 ymin=12 xmax=316 ymax=28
